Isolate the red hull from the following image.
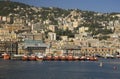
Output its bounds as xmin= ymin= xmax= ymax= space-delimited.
xmin=59 ymin=56 xmax=66 ymax=61
xmin=22 ymin=55 xmax=28 ymax=61
xmin=3 ymin=54 xmax=10 ymax=60
xmin=73 ymin=56 xmax=80 ymax=61
xmin=53 ymin=56 xmax=59 ymax=61
xmin=28 ymin=55 xmax=36 ymax=61
xmin=44 ymin=56 xmax=52 ymax=61
xmin=89 ymin=57 xmax=98 ymax=61
xmin=67 ymin=56 xmax=73 ymax=61
xmin=80 ymin=56 xmax=87 ymax=61
xmin=2 ymin=53 xmax=10 ymax=60
xmin=36 ymin=57 xmax=43 ymax=61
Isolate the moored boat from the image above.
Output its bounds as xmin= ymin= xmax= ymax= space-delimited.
xmin=11 ymin=54 xmax=24 ymax=60
xmin=89 ymin=56 xmax=98 ymax=61
xmin=22 ymin=55 xmax=29 ymax=61
xmin=73 ymin=56 xmax=80 ymax=61
xmin=44 ymin=55 xmax=52 ymax=61
xmin=35 ymin=53 xmax=44 ymax=61
xmin=53 ymin=55 xmax=59 ymax=61
xmin=2 ymin=53 xmax=10 ymax=60
xmin=116 ymin=55 xmax=120 ymax=58
xmin=28 ymin=54 xmax=36 ymax=61
xmin=80 ymin=56 xmax=87 ymax=61
xmin=59 ymin=55 xmax=66 ymax=61
xmin=105 ymin=54 xmax=115 ymax=59
xmin=67 ymin=55 xmax=73 ymax=61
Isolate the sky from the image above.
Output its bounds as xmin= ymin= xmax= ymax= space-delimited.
xmin=11 ymin=0 xmax=120 ymax=13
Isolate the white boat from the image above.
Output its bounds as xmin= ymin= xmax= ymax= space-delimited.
xmin=11 ymin=54 xmax=24 ymax=60
xmin=35 ymin=53 xmax=44 ymax=61
xmin=105 ymin=54 xmax=114 ymax=59
xmin=2 ymin=53 xmax=10 ymax=60
xmin=28 ymin=54 xmax=36 ymax=61
xmin=73 ymin=56 xmax=80 ymax=60
xmin=22 ymin=55 xmax=28 ymax=61
xmin=116 ymin=55 xmax=120 ymax=58
xmin=99 ymin=62 xmax=103 ymax=67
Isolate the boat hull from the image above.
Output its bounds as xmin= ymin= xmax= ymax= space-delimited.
xmin=3 ymin=54 xmax=10 ymax=60
xmin=2 ymin=53 xmax=10 ymax=60
xmin=22 ymin=55 xmax=28 ymax=61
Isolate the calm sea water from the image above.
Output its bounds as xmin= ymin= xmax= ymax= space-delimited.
xmin=0 ymin=59 xmax=120 ymax=79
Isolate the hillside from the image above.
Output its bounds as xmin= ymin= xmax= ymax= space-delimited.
xmin=0 ymin=1 xmax=30 ymax=16
xmin=0 ymin=1 xmax=120 ymax=40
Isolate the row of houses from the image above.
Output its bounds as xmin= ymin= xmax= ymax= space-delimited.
xmin=0 ymin=40 xmax=117 ymax=57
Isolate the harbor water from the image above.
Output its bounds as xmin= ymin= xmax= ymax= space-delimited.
xmin=0 ymin=59 xmax=120 ymax=79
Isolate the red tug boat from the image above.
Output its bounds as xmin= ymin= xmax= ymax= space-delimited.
xmin=22 ymin=55 xmax=28 ymax=61
xmin=28 ymin=54 xmax=36 ymax=61
xmin=2 ymin=53 xmax=10 ymax=60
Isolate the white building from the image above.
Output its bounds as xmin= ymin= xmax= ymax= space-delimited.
xmin=79 ymin=26 xmax=89 ymax=33
xmin=48 ymin=32 xmax=56 ymax=40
